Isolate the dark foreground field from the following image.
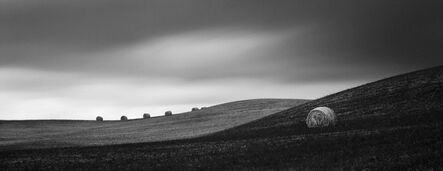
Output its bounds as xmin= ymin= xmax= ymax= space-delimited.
xmin=0 ymin=66 xmax=442 ymax=170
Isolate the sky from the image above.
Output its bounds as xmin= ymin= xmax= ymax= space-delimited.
xmin=1 ymin=0 xmax=442 ymax=120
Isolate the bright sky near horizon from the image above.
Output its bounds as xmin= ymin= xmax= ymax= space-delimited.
xmin=1 ymin=0 xmax=442 ymax=120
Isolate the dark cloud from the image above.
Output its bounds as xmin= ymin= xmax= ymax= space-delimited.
xmin=1 ymin=0 xmax=442 ymax=79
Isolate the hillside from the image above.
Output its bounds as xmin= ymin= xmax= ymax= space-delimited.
xmin=0 ymin=99 xmax=308 ymax=150
xmin=0 ymin=66 xmax=442 ymax=170
xmin=208 ymin=65 xmax=443 ymax=140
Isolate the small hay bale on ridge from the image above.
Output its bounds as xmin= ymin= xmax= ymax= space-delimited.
xmin=143 ymin=113 xmax=151 ymax=119
xmin=96 ymin=116 xmax=103 ymax=121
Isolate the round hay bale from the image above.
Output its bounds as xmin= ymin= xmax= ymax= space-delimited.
xmin=143 ymin=113 xmax=151 ymax=119
xmin=201 ymin=107 xmax=207 ymax=110
xmin=96 ymin=116 xmax=103 ymax=121
xmin=120 ymin=115 xmax=128 ymax=121
xmin=191 ymin=107 xmax=199 ymax=111
xmin=165 ymin=111 xmax=172 ymax=116
xmin=306 ymin=107 xmax=336 ymax=128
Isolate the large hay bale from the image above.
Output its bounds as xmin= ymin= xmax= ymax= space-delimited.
xmin=121 ymin=116 xmax=128 ymax=121
xmin=143 ymin=113 xmax=151 ymax=119
xmin=96 ymin=116 xmax=103 ymax=121
xmin=165 ymin=111 xmax=172 ymax=116
xmin=306 ymin=107 xmax=336 ymax=128
xmin=191 ymin=107 xmax=199 ymax=111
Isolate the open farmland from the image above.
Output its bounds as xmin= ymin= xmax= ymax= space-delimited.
xmin=0 ymin=99 xmax=308 ymax=150
xmin=0 ymin=66 xmax=442 ymax=170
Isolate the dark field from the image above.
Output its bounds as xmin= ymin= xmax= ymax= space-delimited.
xmin=0 ymin=66 xmax=442 ymax=170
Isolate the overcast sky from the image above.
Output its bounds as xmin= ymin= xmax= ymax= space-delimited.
xmin=1 ymin=0 xmax=442 ymax=120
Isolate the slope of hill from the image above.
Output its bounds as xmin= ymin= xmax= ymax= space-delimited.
xmin=0 ymin=99 xmax=308 ymax=150
xmin=208 ymin=65 xmax=443 ymax=140
xmin=0 ymin=66 xmax=442 ymax=170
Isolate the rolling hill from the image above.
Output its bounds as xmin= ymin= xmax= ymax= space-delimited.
xmin=0 ymin=66 xmax=442 ymax=170
xmin=0 ymin=99 xmax=308 ymax=150
xmin=207 ymin=65 xmax=443 ymax=140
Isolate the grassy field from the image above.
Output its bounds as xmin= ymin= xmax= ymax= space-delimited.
xmin=0 ymin=99 xmax=308 ymax=150
xmin=0 ymin=66 xmax=442 ymax=170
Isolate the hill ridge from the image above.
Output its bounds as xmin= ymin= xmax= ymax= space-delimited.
xmin=0 ymin=98 xmax=308 ymax=150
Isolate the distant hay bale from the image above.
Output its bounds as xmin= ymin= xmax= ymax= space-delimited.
xmin=201 ymin=107 xmax=207 ymax=110
xmin=121 ymin=116 xmax=128 ymax=121
xmin=306 ymin=107 xmax=336 ymax=128
xmin=96 ymin=116 xmax=103 ymax=121
xmin=143 ymin=113 xmax=151 ymax=119
xmin=191 ymin=107 xmax=199 ymax=111
xmin=165 ymin=111 xmax=172 ymax=116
